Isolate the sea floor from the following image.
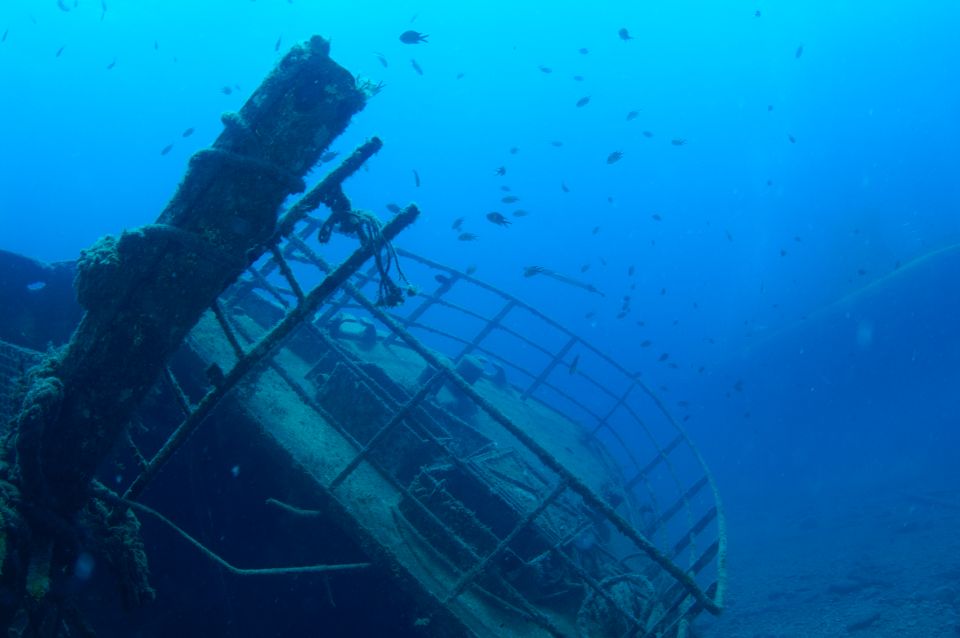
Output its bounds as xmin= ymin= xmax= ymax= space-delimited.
xmin=698 ymin=481 xmax=960 ymax=637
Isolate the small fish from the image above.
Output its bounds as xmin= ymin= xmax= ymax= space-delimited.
xmin=375 ymin=52 xmax=388 ymax=67
xmin=451 ymin=217 xmax=464 ymax=230
xmin=501 ymin=195 xmax=519 ymax=204
xmin=780 ymin=248 xmax=787 ymax=257
xmin=642 ymin=130 xmax=653 ymax=138
xmin=794 ymin=235 xmax=802 ymax=242
xmin=274 ymin=35 xmax=282 ymax=52
xmin=658 ymin=353 xmax=670 ymax=362
xmin=455 ymin=71 xmax=465 ymax=80
xmin=561 ymin=180 xmax=570 ymax=193
xmin=788 ymin=134 xmax=796 ymax=143
xmin=857 ymin=268 xmax=867 ymax=276
xmin=160 ymin=143 xmax=174 ymax=155
xmin=320 ymin=150 xmax=339 ymax=163
xmin=651 ymin=213 xmax=662 ymax=221
xmin=628 ymin=265 xmax=636 ymax=277
xmin=660 ymin=287 xmax=666 ymax=295
xmin=386 ymin=203 xmax=401 ymax=213
xmin=56 ymin=45 xmax=66 ymax=58
xmin=585 ymin=311 xmax=596 ymax=319
xmin=399 ymin=30 xmax=428 ymax=44
xmin=1 ymin=29 xmax=8 ymax=43
xmin=434 ymin=274 xmax=452 ymax=285
xmin=154 ymin=40 xmax=159 ymax=51
xmin=509 ymin=147 xmax=519 ymax=155
xmin=733 ymin=380 xmax=744 ymax=392
xmin=465 ymin=264 xmax=477 ymax=275
xmin=101 ymin=0 xmax=108 ymax=20
xmin=538 ymin=65 xmax=553 ymax=74
xmin=724 ymin=229 xmax=733 ymax=242
xmin=106 ymin=58 xmax=117 ymax=70
xmin=500 ymin=185 xmax=512 ymax=192
xmin=618 ymin=27 xmax=634 ymax=41
xmin=182 ymin=127 xmax=195 ymax=139
xmin=767 ymin=104 xmax=774 ymax=111
xmin=458 ymin=232 xmax=478 ymax=241
xmin=626 ymin=110 xmax=639 ymax=120
xmin=754 ymin=10 xmax=761 ymax=17
xmin=511 ymin=209 xmax=529 ymax=217
xmin=671 ymin=138 xmax=686 ymax=146
xmin=795 ymin=44 xmax=804 ymax=59
xmin=573 ymin=75 xmax=585 ymax=82
xmin=412 ymin=169 xmax=420 ymax=187
xmin=550 ymin=140 xmax=564 ymax=147
xmin=606 ymin=150 xmax=623 ymax=164
xmin=580 ymin=264 xmax=590 ymax=273
xmin=568 ymin=355 xmax=580 ymax=375
xmin=494 ymin=166 xmax=506 ymax=176
xmin=486 ymin=212 xmax=511 ymax=226
xmin=220 ymin=85 xmax=233 ymax=95
xmin=410 ymin=59 xmax=423 ymax=75
xmin=592 ymin=226 xmax=600 ymax=235
xmin=57 ymin=0 xmax=71 ymax=12
xmin=575 ymin=96 xmax=591 ymax=107
xmin=640 ymin=340 xmax=652 ymax=347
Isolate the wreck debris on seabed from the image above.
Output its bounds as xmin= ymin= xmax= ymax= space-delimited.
xmin=0 ymin=36 xmax=726 ymax=638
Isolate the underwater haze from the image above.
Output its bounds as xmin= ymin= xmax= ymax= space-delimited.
xmin=2 ymin=0 xmax=959 ymax=636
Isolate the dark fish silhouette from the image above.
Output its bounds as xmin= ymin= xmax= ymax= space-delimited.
xmin=1 ymin=29 xmax=8 ymax=43
xmin=618 ymin=27 xmax=634 ymax=40
xmin=55 ymin=45 xmax=66 ymax=57
xmin=410 ymin=59 xmax=423 ymax=75
xmin=434 ymin=274 xmax=452 ymax=285
xmin=573 ymin=75 xmax=585 ymax=82
xmin=320 ymin=150 xmax=339 ymax=163
xmin=458 ymin=232 xmax=478 ymax=241
xmin=106 ymin=58 xmax=117 ymax=70
xmin=561 ymin=180 xmax=570 ymax=193
xmin=652 ymin=214 xmax=662 ymax=221
xmin=275 ymin=35 xmax=282 ymax=52
xmin=57 ymin=0 xmax=71 ymax=11
xmin=626 ymin=110 xmax=639 ymax=120
xmin=511 ymin=209 xmax=529 ymax=217
xmin=658 ymin=353 xmax=670 ymax=362
xmin=375 ymin=52 xmax=388 ymax=67
xmin=788 ymin=134 xmax=796 ymax=143
xmin=160 ymin=143 xmax=174 ymax=155
xmin=640 ymin=340 xmax=652 ymax=347
xmin=465 ymin=264 xmax=477 ymax=275
xmin=550 ymin=140 xmax=564 ymax=147
xmin=578 ymin=47 xmax=589 ymax=55
xmin=501 ymin=195 xmax=519 ymax=204
xmin=642 ymin=130 xmax=653 ymax=138
xmin=494 ymin=166 xmax=506 ymax=176
xmin=795 ymin=44 xmax=804 ymax=58
xmin=538 ymin=65 xmax=553 ymax=73
xmin=451 ymin=217 xmax=464 ymax=230
xmin=412 ymin=169 xmax=420 ymax=187
xmin=220 ymin=86 xmax=233 ymax=95
xmin=486 ymin=212 xmax=511 ymax=226
xmin=386 ymin=203 xmax=401 ymax=213
xmin=606 ymin=151 xmax=623 ymax=164
xmin=399 ymin=30 xmax=428 ymax=44
xmin=500 ymin=185 xmax=512 ymax=192
xmin=509 ymin=147 xmax=519 ymax=154
xmin=568 ymin=354 xmax=580 ymax=375
xmin=671 ymin=138 xmax=686 ymax=146
xmin=523 ymin=265 xmax=604 ymax=296
xmin=576 ymin=96 xmax=591 ymax=107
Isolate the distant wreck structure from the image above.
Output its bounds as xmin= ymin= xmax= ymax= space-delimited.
xmin=0 ymin=36 xmax=725 ymax=637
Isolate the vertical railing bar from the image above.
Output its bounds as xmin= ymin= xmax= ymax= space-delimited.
xmin=520 ymin=335 xmax=578 ymax=400
xmin=269 ymin=243 xmax=305 ymax=303
xmin=211 ymin=300 xmax=246 ymax=360
xmin=453 ymin=299 xmax=517 ymax=363
xmin=443 ymin=481 xmax=567 ymax=604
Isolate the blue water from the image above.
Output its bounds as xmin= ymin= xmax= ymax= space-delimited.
xmin=2 ymin=1 xmax=959 ymax=635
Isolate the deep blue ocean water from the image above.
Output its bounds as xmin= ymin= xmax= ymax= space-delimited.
xmin=2 ymin=1 xmax=959 ymax=635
